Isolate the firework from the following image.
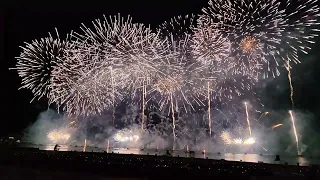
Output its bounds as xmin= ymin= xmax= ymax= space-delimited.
xmin=216 ymin=73 xmax=256 ymax=101
xmin=114 ymin=128 xmax=140 ymax=143
xmin=158 ymin=14 xmax=196 ymax=40
xmin=13 ymin=29 xmax=69 ymax=102
xmin=221 ymin=131 xmax=256 ymax=146
xmin=47 ymin=128 xmax=71 ymax=143
xmin=289 ymin=110 xmax=300 ymax=155
xmin=272 ymin=124 xmax=283 ymax=129
xmin=50 ymin=61 xmax=127 ymax=117
xmin=244 ymin=102 xmax=252 ymax=136
xmin=83 ymin=139 xmax=87 ymax=152
xmin=12 ymin=1 xmax=319 ymax=155
xmin=281 ymin=0 xmax=320 ymax=59
xmin=49 ymin=14 xmax=169 ymax=117
xmin=201 ymin=0 xmax=289 ymax=78
xmin=191 ymin=23 xmax=231 ymax=66
xmin=285 ymin=60 xmax=295 ymax=108
xmin=150 ymin=57 xmax=204 ymax=112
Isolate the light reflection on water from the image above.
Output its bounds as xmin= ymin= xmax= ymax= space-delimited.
xmin=19 ymin=144 xmax=320 ymax=166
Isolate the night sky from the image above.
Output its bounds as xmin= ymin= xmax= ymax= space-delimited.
xmin=2 ymin=0 xmax=320 ymax=137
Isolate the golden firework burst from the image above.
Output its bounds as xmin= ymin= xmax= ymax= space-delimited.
xmin=240 ymin=36 xmax=259 ymax=53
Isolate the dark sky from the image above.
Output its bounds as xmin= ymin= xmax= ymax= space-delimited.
xmin=2 ymin=0 xmax=320 ymax=136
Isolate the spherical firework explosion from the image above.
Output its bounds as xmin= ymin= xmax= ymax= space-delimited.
xmin=191 ymin=26 xmax=231 ymax=65
xmin=239 ymin=36 xmax=259 ymax=54
xmin=281 ymin=0 xmax=320 ymax=59
xmin=50 ymin=61 xmax=127 ymax=116
xmin=14 ymin=29 xmax=69 ymax=101
xmin=201 ymin=0 xmax=286 ymax=78
xmin=201 ymin=0 xmax=320 ymax=78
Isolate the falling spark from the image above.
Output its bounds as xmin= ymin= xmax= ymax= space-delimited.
xmin=289 ymin=110 xmax=300 ymax=155
xmin=258 ymin=111 xmax=269 ymax=121
xmin=83 ymin=139 xmax=87 ymax=152
xmin=261 ymin=146 xmax=268 ymax=152
xmin=286 ymin=60 xmax=295 ymax=108
xmin=272 ymin=124 xmax=283 ymax=129
xmin=244 ymin=102 xmax=252 ymax=136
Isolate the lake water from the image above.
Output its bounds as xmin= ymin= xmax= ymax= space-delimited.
xmin=18 ymin=143 xmax=320 ymax=166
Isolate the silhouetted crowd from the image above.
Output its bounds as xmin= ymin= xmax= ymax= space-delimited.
xmin=0 ymin=146 xmax=319 ymax=178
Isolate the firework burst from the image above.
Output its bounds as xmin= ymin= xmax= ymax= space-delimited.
xmin=213 ymin=73 xmax=256 ymax=102
xmin=281 ymin=0 xmax=320 ymax=59
xmin=14 ymin=29 xmax=69 ymax=101
xmin=47 ymin=128 xmax=71 ymax=144
xmin=191 ymin=25 xmax=231 ymax=66
xmin=201 ymin=0 xmax=289 ymax=78
xmin=149 ymin=34 xmax=205 ymax=112
xmin=50 ymin=59 xmax=127 ymax=117
xmin=158 ymin=14 xmax=196 ymax=40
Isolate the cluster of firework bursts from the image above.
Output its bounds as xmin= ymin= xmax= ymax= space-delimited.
xmin=13 ymin=0 xmax=320 ymax=153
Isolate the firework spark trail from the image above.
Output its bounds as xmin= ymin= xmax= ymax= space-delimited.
xmin=257 ymin=111 xmax=269 ymax=121
xmin=170 ymin=94 xmax=176 ymax=150
xmin=111 ymin=67 xmax=115 ymax=125
xmin=106 ymin=140 xmax=110 ymax=153
xmin=207 ymin=82 xmax=212 ymax=137
xmin=83 ymin=139 xmax=87 ymax=152
xmin=272 ymin=124 xmax=283 ymax=129
xmin=289 ymin=110 xmax=300 ymax=155
xmin=286 ymin=60 xmax=295 ymax=108
xmin=244 ymin=102 xmax=252 ymax=136
xmin=141 ymin=80 xmax=146 ymax=131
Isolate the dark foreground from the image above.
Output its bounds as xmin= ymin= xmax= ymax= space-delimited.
xmin=0 ymin=147 xmax=319 ymax=179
